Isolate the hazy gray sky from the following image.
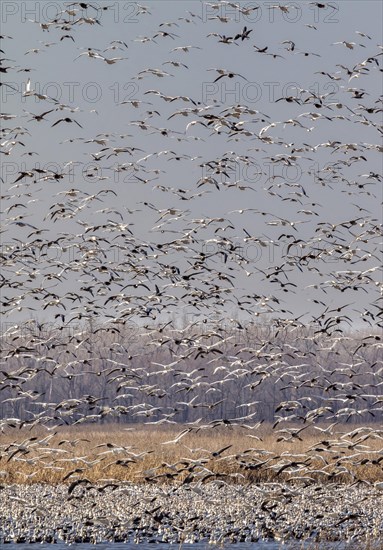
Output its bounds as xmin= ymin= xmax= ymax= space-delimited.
xmin=1 ymin=1 xmax=382 ymax=328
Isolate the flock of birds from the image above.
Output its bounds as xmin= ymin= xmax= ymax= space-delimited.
xmin=0 ymin=1 xmax=382 ymax=488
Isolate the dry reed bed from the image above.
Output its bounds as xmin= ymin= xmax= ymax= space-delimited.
xmin=1 ymin=423 xmax=382 ymax=485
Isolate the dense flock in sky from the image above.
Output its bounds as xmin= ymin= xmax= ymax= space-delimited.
xmin=0 ymin=1 xmax=382 ymax=484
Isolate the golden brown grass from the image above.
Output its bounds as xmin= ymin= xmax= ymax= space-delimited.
xmin=1 ymin=423 xmax=382 ymax=485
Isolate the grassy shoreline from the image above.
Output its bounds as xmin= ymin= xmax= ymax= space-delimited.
xmin=1 ymin=423 xmax=382 ymax=485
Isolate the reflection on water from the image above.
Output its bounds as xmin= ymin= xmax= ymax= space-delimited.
xmin=6 ymin=544 xmax=283 ymax=550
